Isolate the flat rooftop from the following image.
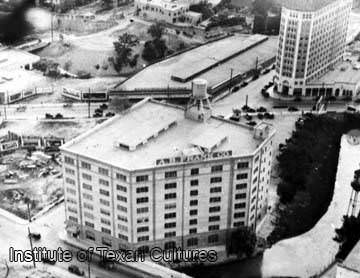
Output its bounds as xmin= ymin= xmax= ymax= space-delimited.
xmin=137 ymin=0 xmax=188 ymax=10
xmin=171 ymin=34 xmax=268 ymax=82
xmin=281 ymin=0 xmax=338 ymax=12
xmin=0 ymin=48 xmax=40 ymax=70
xmin=117 ymin=34 xmax=277 ymax=92
xmin=309 ymin=61 xmax=360 ymax=86
xmin=62 ymin=99 xmax=268 ymax=170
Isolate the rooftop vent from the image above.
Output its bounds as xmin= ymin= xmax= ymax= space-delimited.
xmin=116 ymin=118 xmax=177 ymax=151
xmin=190 ymin=130 xmax=227 ymax=153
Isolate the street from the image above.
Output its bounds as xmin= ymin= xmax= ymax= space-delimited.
xmin=0 ymin=203 xmax=137 ymax=278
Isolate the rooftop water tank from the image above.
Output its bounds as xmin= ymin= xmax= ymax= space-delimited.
xmin=192 ymin=79 xmax=208 ymax=100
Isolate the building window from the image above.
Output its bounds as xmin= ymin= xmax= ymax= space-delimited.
xmin=189 ymin=228 xmax=197 ymax=234
xmin=165 ymin=183 xmax=176 ymax=190
xmin=165 ymin=193 xmax=176 ymax=200
xmin=190 ymin=180 xmax=198 ymax=186
xmin=100 ymin=208 xmax=110 ymax=216
xmin=83 ymin=193 xmax=92 ymax=200
xmin=116 ymin=173 xmax=127 ymax=182
xmin=82 ymin=183 xmax=92 ymax=191
xmin=99 ymin=189 xmax=109 ymax=196
xmin=235 ymin=193 xmax=246 ymax=199
xmin=117 ymin=215 xmax=128 ymax=222
xmin=165 ymin=231 xmax=176 ymax=238
xmin=117 ymin=195 xmax=127 ymax=202
xmin=209 ymin=216 xmax=220 ymax=222
xmin=208 ymin=225 xmax=219 ymax=231
xmin=165 ymin=171 xmax=177 ymax=179
xmin=81 ymin=161 xmax=91 ymax=170
xmin=164 ymin=222 xmax=176 ymax=229
xmin=190 ymin=190 xmax=198 ymax=196
xmin=64 ymin=156 xmax=75 ymax=165
xmin=210 ymin=177 xmax=222 ymax=183
xmin=234 ymin=202 xmax=246 ymax=209
xmin=209 ymin=206 xmax=220 ymax=213
xmin=187 ymin=238 xmax=198 ymax=247
xmin=236 ymin=173 xmax=248 ymax=180
xmin=136 ymin=175 xmax=149 ymax=183
xmin=65 ymin=177 xmax=75 ymax=185
xmin=83 ymin=212 xmax=93 ymax=220
xmin=236 ymin=183 xmax=247 ymax=190
xmin=210 ymin=197 xmax=221 ymax=203
xmin=190 ymin=209 xmax=198 ymax=216
xmin=100 ymin=199 xmax=110 ymax=206
xmin=137 ymin=207 xmax=149 ymax=214
xmin=189 ymin=219 xmax=197 ymax=225
xmin=165 ymin=203 xmax=176 ymax=210
xmin=82 ymin=173 xmax=92 ymax=181
xmin=237 ymin=162 xmax=249 ymax=169
xmin=101 ymin=228 xmax=111 ymax=235
xmin=136 ymin=187 xmax=149 ymax=193
xmin=190 ymin=168 xmax=199 ymax=175
xmin=117 ymin=185 xmax=127 ymax=192
xmin=208 ymin=234 xmax=219 ymax=243
xmin=137 ymin=226 xmax=149 ymax=233
xmin=234 ymin=212 xmax=245 ymax=218
xmin=210 ymin=187 xmax=222 ymax=193
xmin=190 ymin=200 xmax=198 ymax=206
xmin=65 ymin=168 xmax=75 ymax=175
xmin=234 ymin=221 xmax=244 ymax=227
xmin=118 ymin=234 xmax=128 ymax=241
xmin=85 ymin=231 xmax=95 ymax=241
xmin=211 ymin=165 xmax=223 ymax=173
xmin=164 ymin=212 xmax=176 ymax=219
xmin=99 ymin=179 xmax=109 ymax=186
xmin=117 ymin=205 xmax=127 ymax=212
xmin=101 ymin=218 xmax=111 ymax=225
xmin=137 ymin=197 xmax=149 ymax=204
xmin=99 ymin=167 xmax=109 ymax=176
xmin=138 ymin=236 xmax=149 ymax=242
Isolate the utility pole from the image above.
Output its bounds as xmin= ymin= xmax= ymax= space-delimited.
xmin=88 ymin=88 xmax=91 ymax=118
xmin=27 ymin=227 xmax=36 ymax=268
xmin=245 ymin=94 xmax=248 ymax=107
xmin=27 ymin=202 xmax=32 ymax=223
xmin=228 ymin=68 xmax=233 ymax=94
xmin=87 ymin=257 xmax=91 ymax=278
xmin=3 ymin=104 xmax=7 ymax=120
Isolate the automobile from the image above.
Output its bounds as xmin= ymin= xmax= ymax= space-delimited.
xmin=68 ymin=265 xmax=84 ymax=276
xmin=63 ymin=103 xmax=73 ymax=108
xmin=28 ymin=232 xmax=41 ymax=240
xmin=105 ymin=112 xmax=115 ymax=117
xmin=45 ymin=113 xmax=54 ymax=119
xmin=288 ymin=106 xmax=299 ymax=112
xmin=244 ymin=114 xmax=252 ymax=121
xmin=93 ymin=112 xmax=103 ymax=118
xmin=95 ymin=108 xmax=103 ymax=114
xmin=231 ymin=86 xmax=240 ymax=93
xmin=229 ymin=116 xmax=240 ymax=122
xmin=264 ymin=112 xmax=275 ymax=119
xmin=252 ymin=74 xmax=259 ymax=81
xmin=246 ymin=121 xmax=257 ymax=126
xmin=257 ymin=113 xmax=264 ymax=120
xmin=247 ymin=108 xmax=256 ymax=113
xmin=347 ymin=105 xmax=357 ymax=112
xmin=256 ymin=106 xmax=267 ymax=113
xmin=55 ymin=113 xmax=64 ymax=119
xmin=99 ymin=103 xmax=108 ymax=110
xmin=42 ymin=256 xmax=56 ymax=265
xmin=16 ymin=106 xmax=26 ymax=112
xmin=240 ymin=81 xmax=248 ymax=88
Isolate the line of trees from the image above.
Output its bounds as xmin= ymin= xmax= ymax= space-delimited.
xmin=268 ymin=113 xmax=360 ymax=244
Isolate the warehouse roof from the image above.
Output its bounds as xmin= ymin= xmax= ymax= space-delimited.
xmin=62 ymin=99 xmax=273 ymax=170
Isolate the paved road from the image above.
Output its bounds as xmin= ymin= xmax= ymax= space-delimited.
xmin=0 ymin=204 xmax=136 ymax=278
xmin=0 ymin=103 xmax=107 ymax=120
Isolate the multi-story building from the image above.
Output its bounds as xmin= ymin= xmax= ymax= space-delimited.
xmin=61 ymin=81 xmax=275 ymax=252
xmin=135 ymin=0 xmax=202 ymax=25
xmin=274 ymin=0 xmax=352 ymax=96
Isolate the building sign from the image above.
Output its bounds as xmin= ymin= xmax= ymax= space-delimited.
xmin=0 ymin=140 xmax=19 ymax=152
xmin=156 ymin=150 xmax=233 ymax=166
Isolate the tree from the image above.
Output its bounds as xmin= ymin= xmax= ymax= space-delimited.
xmin=148 ymin=23 xmax=164 ymax=40
xmin=142 ymin=38 xmax=167 ymax=62
xmin=112 ymin=33 xmax=135 ymax=72
xmin=229 ymin=227 xmax=257 ymax=258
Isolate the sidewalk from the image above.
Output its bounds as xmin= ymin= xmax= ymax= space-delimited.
xmin=59 ymin=230 xmax=192 ymax=278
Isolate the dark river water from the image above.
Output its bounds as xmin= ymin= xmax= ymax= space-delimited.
xmin=179 ymin=255 xmax=263 ymax=278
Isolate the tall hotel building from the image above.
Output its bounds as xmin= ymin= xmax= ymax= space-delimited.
xmin=61 ymin=81 xmax=275 ymax=251
xmin=274 ymin=0 xmax=352 ymax=96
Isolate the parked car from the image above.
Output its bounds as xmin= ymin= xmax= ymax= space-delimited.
xmin=28 ymin=232 xmax=41 ymax=240
xmin=95 ymin=108 xmax=103 ymax=114
xmin=63 ymin=103 xmax=73 ymax=108
xmin=256 ymin=106 xmax=267 ymax=113
xmin=45 ymin=113 xmax=53 ymax=119
xmin=55 ymin=113 xmax=63 ymax=119
xmin=231 ymin=86 xmax=240 ymax=93
xmin=93 ymin=112 xmax=102 ymax=118
xmin=244 ymin=114 xmax=252 ymax=121
xmin=105 ymin=112 xmax=115 ymax=117
xmin=264 ymin=112 xmax=275 ymax=119
xmin=42 ymin=256 xmax=56 ymax=265
xmin=246 ymin=121 xmax=257 ymax=126
xmin=16 ymin=106 xmax=26 ymax=112
xmin=288 ymin=106 xmax=299 ymax=112
xmin=68 ymin=265 xmax=84 ymax=276
xmin=257 ymin=113 xmax=264 ymax=120
xmin=99 ymin=103 xmax=108 ymax=110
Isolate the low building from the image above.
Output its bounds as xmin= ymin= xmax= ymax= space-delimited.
xmin=61 ymin=84 xmax=275 ymax=252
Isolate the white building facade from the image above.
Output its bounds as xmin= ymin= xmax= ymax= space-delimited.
xmin=274 ymin=0 xmax=352 ymax=97
xmin=61 ymin=97 xmax=275 ymax=252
